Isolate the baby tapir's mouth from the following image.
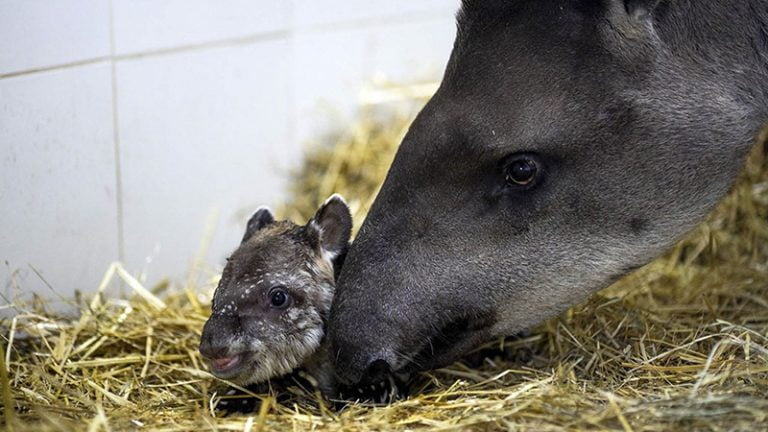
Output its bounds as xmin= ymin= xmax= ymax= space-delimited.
xmin=209 ymin=355 xmax=242 ymax=374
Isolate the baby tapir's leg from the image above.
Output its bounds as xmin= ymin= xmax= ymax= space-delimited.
xmin=335 ymin=372 xmax=409 ymax=406
xmin=215 ymin=371 xmax=331 ymax=415
xmin=215 ymin=378 xmax=299 ymax=415
xmin=215 ymin=383 xmax=268 ymax=415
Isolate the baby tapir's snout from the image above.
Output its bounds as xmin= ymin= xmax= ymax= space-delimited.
xmin=199 ymin=314 xmax=244 ymax=377
xmin=199 ymin=313 xmax=238 ymax=358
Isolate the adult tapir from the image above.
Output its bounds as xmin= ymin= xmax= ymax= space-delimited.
xmin=327 ymin=0 xmax=768 ymax=386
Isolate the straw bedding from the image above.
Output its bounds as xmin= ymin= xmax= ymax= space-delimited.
xmin=2 ymin=87 xmax=767 ymax=431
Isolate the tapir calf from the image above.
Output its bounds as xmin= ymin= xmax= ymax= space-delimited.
xmin=329 ymin=0 xmax=768 ymax=386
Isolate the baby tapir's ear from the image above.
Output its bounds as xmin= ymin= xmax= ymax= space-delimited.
xmin=242 ymin=207 xmax=274 ymax=243
xmin=308 ymin=194 xmax=352 ymax=259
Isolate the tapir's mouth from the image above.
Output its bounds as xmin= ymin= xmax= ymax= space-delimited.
xmin=410 ymin=315 xmax=495 ymax=371
xmin=335 ymin=316 xmax=494 ymax=402
xmin=208 ymin=354 xmax=244 ymax=378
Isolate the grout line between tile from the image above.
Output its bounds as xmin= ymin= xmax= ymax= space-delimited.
xmin=0 ymin=30 xmax=289 ymax=80
xmin=285 ymin=0 xmax=297 ymax=197
xmin=0 ymin=8 xmax=457 ymax=81
xmin=108 ymin=0 xmax=125 ymax=264
xmin=113 ymin=30 xmax=290 ymax=62
xmin=0 ymin=56 xmax=112 ymax=79
xmin=293 ymin=9 xmax=457 ymax=35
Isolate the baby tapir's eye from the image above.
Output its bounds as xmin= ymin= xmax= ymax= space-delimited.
xmin=269 ymin=286 xmax=290 ymax=309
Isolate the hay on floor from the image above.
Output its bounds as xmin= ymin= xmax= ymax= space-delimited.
xmin=1 ymin=84 xmax=767 ymax=431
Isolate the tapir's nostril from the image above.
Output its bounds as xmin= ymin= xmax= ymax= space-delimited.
xmin=199 ymin=314 xmax=240 ymax=360
xmin=199 ymin=337 xmax=229 ymax=360
xmin=364 ymin=358 xmax=393 ymax=384
xmin=199 ymin=343 xmax=229 ymax=359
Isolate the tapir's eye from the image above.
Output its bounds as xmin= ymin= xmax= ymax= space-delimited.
xmin=504 ymin=155 xmax=540 ymax=187
xmin=269 ymin=287 xmax=290 ymax=309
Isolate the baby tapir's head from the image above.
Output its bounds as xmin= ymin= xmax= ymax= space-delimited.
xmin=199 ymin=195 xmax=352 ymax=385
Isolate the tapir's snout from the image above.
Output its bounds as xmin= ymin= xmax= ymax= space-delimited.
xmin=329 ymin=259 xmax=497 ymax=387
xmin=333 ymin=347 xmax=398 ymax=385
xmin=198 ymin=314 xmax=244 ymax=374
xmin=331 ymin=301 xmax=496 ymax=387
xmin=329 ymin=302 xmax=401 ymax=385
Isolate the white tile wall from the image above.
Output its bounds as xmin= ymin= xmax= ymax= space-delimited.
xmin=293 ymin=0 xmax=460 ymax=28
xmin=0 ymin=0 xmax=111 ymax=75
xmin=0 ymin=1 xmax=459 ymax=296
xmin=367 ymin=19 xmax=458 ymax=82
xmin=0 ymin=63 xmax=118 ymax=297
xmin=292 ymin=16 xmax=457 ymax=148
xmin=117 ymin=41 xmax=293 ymax=282
xmin=112 ymin=0 xmax=290 ymax=55
xmin=291 ymin=27 xmax=369 ymax=146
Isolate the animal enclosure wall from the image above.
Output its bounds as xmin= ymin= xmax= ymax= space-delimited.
xmin=0 ymin=0 xmax=460 ymax=301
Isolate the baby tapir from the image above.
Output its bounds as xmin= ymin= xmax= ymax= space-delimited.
xmin=198 ymin=194 xmax=353 ymax=397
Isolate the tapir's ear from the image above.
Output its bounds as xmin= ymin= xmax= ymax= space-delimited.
xmin=605 ymin=0 xmax=661 ymax=22
xmin=308 ymin=194 xmax=353 ymax=259
xmin=589 ymin=0 xmax=661 ymax=55
xmin=242 ymin=207 xmax=274 ymax=243
xmin=622 ymin=0 xmax=661 ymax=20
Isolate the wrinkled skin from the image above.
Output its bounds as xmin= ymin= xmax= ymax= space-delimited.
xmin=329 ymin=0 xmax=768 ymax=385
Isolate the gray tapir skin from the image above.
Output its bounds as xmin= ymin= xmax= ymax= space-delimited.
xmin=328 ymin=0 xmax=768 ymax=385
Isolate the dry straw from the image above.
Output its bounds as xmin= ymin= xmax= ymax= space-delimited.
xmin=2 ymin=83 xmax=767 ymax=431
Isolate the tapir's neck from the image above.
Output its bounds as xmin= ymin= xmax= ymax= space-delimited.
xmin=659 ymin=0 xmax=768 ymax=122
xmin=739 ymin=4 xmax=768 ymax=119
